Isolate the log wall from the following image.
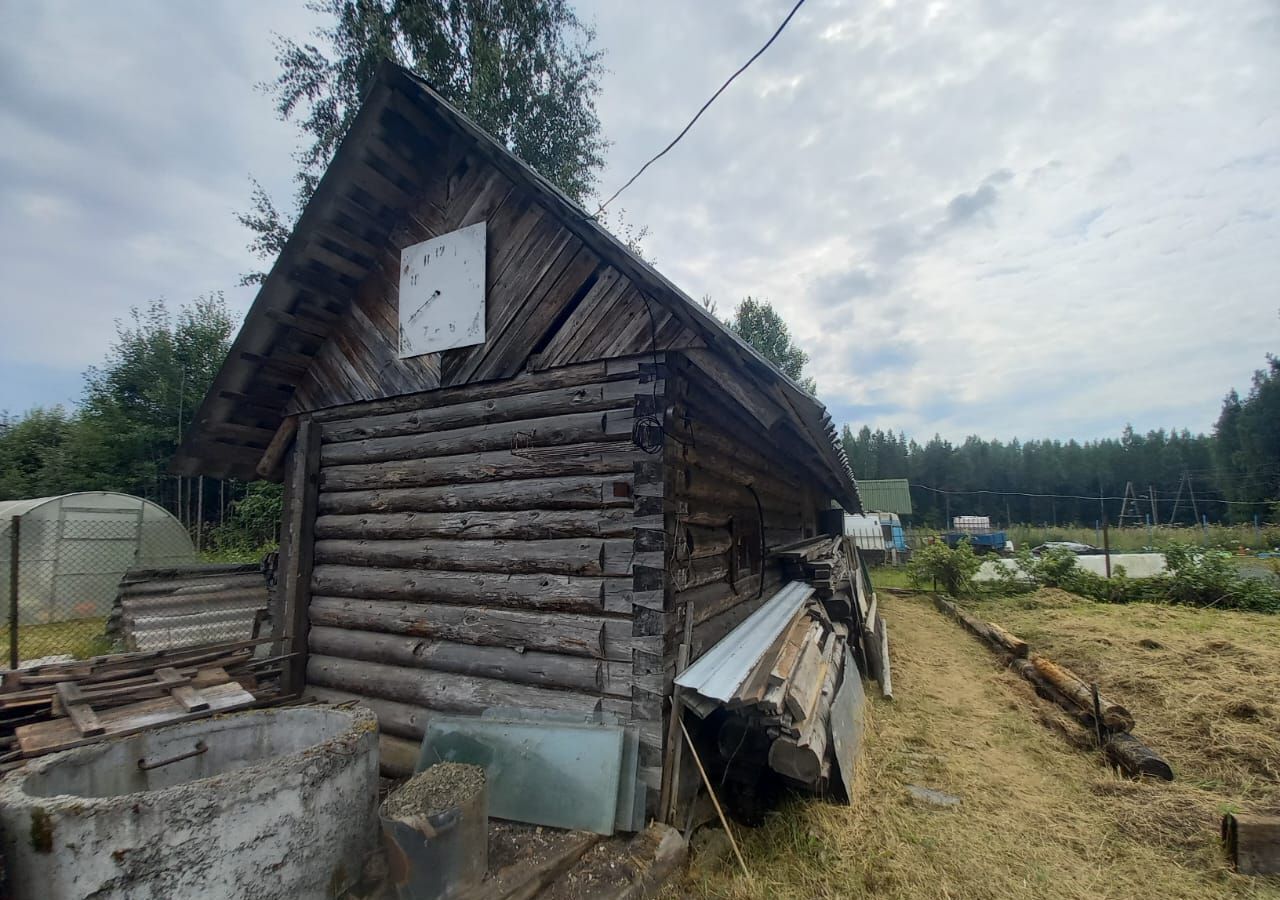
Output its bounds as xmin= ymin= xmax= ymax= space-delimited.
xmin=298 ymin=355 xmax=667 ymax=809
xmin=664 ymin=355 xmax=827 ymax=664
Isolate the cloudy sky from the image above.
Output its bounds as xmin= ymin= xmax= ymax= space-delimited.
xmin=2 ymin=1 xmax=1277 ymax=444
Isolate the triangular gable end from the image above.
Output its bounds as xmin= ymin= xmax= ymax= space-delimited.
xmin=173 ymin=62 xmax=858 ymax=511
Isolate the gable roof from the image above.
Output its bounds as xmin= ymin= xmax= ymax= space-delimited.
xmin=173 ymin=61 xmax=860 ymax=511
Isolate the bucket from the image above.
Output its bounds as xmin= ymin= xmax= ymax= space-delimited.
xmin=380 ymin=761 xmax=488 ymax=899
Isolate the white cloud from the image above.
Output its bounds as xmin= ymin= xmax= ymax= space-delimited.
xmin=0 ymin=0 xmax=1276 ymax=447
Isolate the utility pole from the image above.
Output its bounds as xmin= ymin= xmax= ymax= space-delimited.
xmin=1187 ymin=471 xmax=1201 ymax=526
xmin=1168 ymin=473 xmax=1185 ymax=526
xmin=1148 ymin=484 xmax=1158 ymax=526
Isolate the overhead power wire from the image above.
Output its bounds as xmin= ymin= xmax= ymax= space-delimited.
xmin=910 ymin=483 xmax=1267 ymax=508
xmin=594 ymin=0 xmax=809 ymax=215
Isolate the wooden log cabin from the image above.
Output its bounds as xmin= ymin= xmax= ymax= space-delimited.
xmin=173 ymin=61 xmax=862 ymax=821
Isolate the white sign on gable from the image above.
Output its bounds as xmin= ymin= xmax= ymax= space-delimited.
xmin=397 ymin=221 xmax=486 ymax=358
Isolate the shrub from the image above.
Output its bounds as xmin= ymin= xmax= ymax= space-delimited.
xmin=206 ymin=482 xmax=283 ymax=560
xmin=907 ymin=539 xmax=982 ymax=596
xmin=1161 ymin=544 xmax=1280 ymax=612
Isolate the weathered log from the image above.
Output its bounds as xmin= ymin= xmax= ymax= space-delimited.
xmin=307 ymin=625 xmax=619 ymax=695
xmin=1030 ymin=655 xmax=1134 ymax=732
xmin=305 ymin=654 xmax=629 ymax=719
xmin=987 ymin=623 xmax=1029 ymax=658
xmin=319 ymin=441 xmax=637 ymax=491
xmin=314 ymin=508 xmax=634 ymax=542
xmin=320 ymin=409 xmax=636 ymax=466
xmin=1223 ymin=812 xmax=1280 ymax=875
xmin=255 ymin=415 xmax=298 ymax=480
xmin=310 ymin=564 xmax=626 ymax=613
xmin=1104 ymin=732 xmax=1174 ymax=781
xmin=307 ymin=595 xmax=613 ymax=657
xmin=312 ymin=537 xmax=634 ymax=577
xmin=305 ymin=686 xmax=431 ymax=740
xmin=316 ymin=475 xmax=633 ymax=515
xmin=378 ymin=733 xmax=419 ymax=778
xmin=320 ymin=380 xmax=639 ymax=444
xmin=307 ymin=357 xmax=644 ymax=423
xmin=1007 ymin=658 xmax=1172 ymax=779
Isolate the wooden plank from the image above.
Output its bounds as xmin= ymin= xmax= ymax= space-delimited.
xmin=1223 ymin=813 xmax=1280 ymax=875
xmin=769 ymin=615 xmax=817 ymax=689
xmin=16 ymin=682 xmax=254 ymax=757
xmin=55 ymin=682 xmax=104 ymax=737
xmin=170 ymin=685 xmax=211 ymax=712
xmin=783 ymin=629 xmax=825 ymax=721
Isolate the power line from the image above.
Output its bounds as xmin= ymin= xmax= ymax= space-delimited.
xmin=594 ymin=0 xmax=809 ymax=216
xmin=910 ymin=483 xmax=1268 ymax=507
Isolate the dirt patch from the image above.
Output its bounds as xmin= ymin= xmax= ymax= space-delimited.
xmin=381 ymin=762 xmax=484 ymax=819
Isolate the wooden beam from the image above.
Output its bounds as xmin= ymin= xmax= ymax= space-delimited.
xmin=279 ymin=417 xmax=320 ymax=695
xmin=256 ymin=415 xmax=299 ymax=481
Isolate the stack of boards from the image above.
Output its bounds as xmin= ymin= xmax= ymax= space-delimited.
xmin=0 ymin=639 xmax=282 ymax=765
xmin=776 ymin=534 xmax=892 ymax=699
xmin=675 ymin=535 xmax=889 ymax=799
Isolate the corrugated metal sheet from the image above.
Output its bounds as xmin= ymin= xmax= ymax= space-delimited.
xmin=675 ymin=581 xmax=814 ymax=703
xmin=110 ymin=563 xmax=269 ymax=652
xmin=856 ymin=479 xmax=913 ymax=515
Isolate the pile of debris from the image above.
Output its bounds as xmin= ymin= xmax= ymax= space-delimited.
xmin=0 ymin=638 xmax=285 ymax=768
xmin=674 ymin=535 xmax=889 ymax=808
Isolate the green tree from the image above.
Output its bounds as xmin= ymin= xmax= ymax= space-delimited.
xmin=0 ymin=407 xmax=84 ymax=498
xmin=241 ymin=0 xmax=608 ymax=281
xmin=76 ymin=295 xmax=234 ymax=507
xmin=729 ymin=296 xmax=816 ymax=393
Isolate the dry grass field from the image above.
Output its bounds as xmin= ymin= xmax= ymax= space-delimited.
xmin=673 ymin=589 xmax=1280 ymax=899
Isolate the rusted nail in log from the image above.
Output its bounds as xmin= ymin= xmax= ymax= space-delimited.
xmin=1223 ymin=812 xmax=1280 ymax=875
xmin=1104 ymin=732 xmax=1173 ymax=781
xmin=1030 ymin=655 xmax=1134 ymax=732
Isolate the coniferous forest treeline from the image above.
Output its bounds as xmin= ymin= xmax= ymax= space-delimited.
xmin=843 ymin=351 xmax=1279 ymax=528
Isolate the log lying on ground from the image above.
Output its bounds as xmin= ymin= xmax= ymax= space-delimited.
xmin=987 ymin=623 xmax=1028 ymax=658
xmin=932 ymin=595 xmax=1025 ymax=658
xmin=932 ymin=594 xmax=1172 ymax=781
xmin=1104 ymin=732 xmax=1174 ymax=781
xmin=1029 ymin=655 xmax=1134 ymax=732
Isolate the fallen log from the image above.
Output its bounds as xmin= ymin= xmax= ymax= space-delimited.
xmin=1030 ymin=655 xmax=1134 ymax=732
xmin=931 ymin=595 xmax=1171 ymax=781
xmin=987 ymin=623 xmax=1028 ymax=658
xmin=1104 ymin=732 xmax=1174 ymax=782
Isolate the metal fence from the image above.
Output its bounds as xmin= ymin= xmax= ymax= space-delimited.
xmin=0 ymin=516 xmax=267 ymax=668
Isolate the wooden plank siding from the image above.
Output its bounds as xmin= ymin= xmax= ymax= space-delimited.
xmin=281 ymin=142 xmax=703 ymax=416
xmin=299 ymin=358 xmax=668 ymax=810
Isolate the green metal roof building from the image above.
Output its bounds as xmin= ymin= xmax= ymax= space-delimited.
xmin=855 ymin=478 xmax=913 ymax=516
